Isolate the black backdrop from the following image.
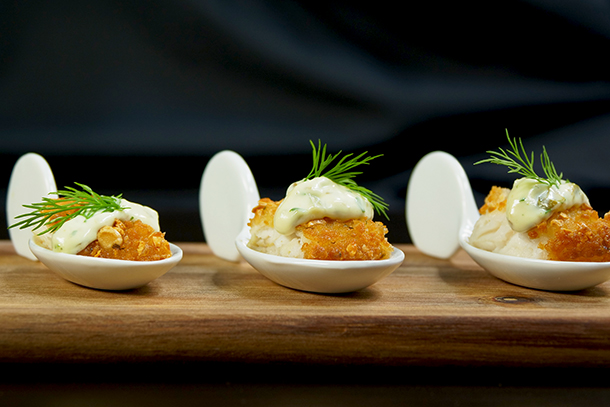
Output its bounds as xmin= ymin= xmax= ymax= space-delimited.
xmin=2 ymin=0 xmax=610 ymax=243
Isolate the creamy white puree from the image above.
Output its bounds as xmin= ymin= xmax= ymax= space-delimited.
xmin=273 ymin=177 xmax=373 ymax=235
xmin=506 ymin=178 xmax=589 ymax=232
xmin=43 ymin=199 xmax=160 ymax=254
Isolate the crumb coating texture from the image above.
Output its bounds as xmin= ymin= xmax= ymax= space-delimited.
xmin=477 ymin=186 xmax=610 ymax=262
xmin=248 ymin=198 xmax=392 ymax=260
xmin=78 ymin=219 xmax=171 ymax=261
xmin=46 ymin=200 xmax=171 ymax=261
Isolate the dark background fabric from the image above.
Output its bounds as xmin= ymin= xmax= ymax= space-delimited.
xmin=2 ymin=0 xmax=610 ymax=243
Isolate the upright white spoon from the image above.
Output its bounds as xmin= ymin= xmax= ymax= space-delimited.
xmin=6 ymin=153 xmax=182 ymax=290
xmin=406 ymin=151 xmax=610 ymax=291
xmin=6 ymin=153 xmax=57 ymax=261
xmin=200 ymin=150 xmax=405 ymax=293
xmin=200 ymin=150 xmax=260 ymax=262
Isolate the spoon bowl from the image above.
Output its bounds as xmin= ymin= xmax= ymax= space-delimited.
xmin=458 ymin=226 xmax=610 ymax=291
xmin=29 ymin=239 xmax=183 ymax=290
xmin=200 ymin=150 xmax=404 ymax=293
xmin=7 ymin=152 xmax=183 ymax=290
xmin=407 ymin=151 xmax=610 ymax=291
xmin=235 ymin=228 xmax=404 ymax=294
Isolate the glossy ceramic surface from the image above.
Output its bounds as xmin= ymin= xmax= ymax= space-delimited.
xmin=7 ymin=152 xmax=183 ymax=290
xmin=235 ymin=228 xmax=404 ymax=293
xmin=29 ymin=239 xmax=183 ymax=290
xmin=199 ymin=150 xmax=260 ymax=262
xmin=406 ymin=151 xmax=610 ymax=291
xmin=201 ymin=150 xmax=404 ymax=293
xmin=6 ymin=153 xmax=57 ymax=260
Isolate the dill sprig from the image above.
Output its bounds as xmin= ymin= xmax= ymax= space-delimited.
xmin=474 ymin=130 xmax=564 ymax=187
xmin=305 ymin=140 xmax=389 ymax=219
xmin=8 ymin=183 xmax=127 ymax=235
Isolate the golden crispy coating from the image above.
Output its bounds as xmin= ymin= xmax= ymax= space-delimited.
xmin=478 ymin=187 xmax=610 ymax=262
xmin=39 ymin=198 xmax=171 ymax=261
xmin=249 ymin=198 xmax=278 ymax=228
xmin=78 ymin=219 xmax=172 ymax=261
xmin=479 ymin=186 xmax=510 ymax=214
xmin=248 ymin=198 xmax=393 ymax=260
xmin=528 ymin=204 xmax=610 ymax=262
xmin=297 ymin=217 xmax=392 ymax=260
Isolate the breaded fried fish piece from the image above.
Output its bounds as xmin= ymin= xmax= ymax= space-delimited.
xmin=247 ymin=198 xmax=392 ymax=260
xmin=529 ymin=204 xmax=610 ymax=262
xmin=472 ymin=186 xmax=610 ymax=262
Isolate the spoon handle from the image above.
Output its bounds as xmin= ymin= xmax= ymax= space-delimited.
xmin=200 ymin=151 xmax=260 ymax=262
xmin=406 ymin=151 xmax=479 ymax=259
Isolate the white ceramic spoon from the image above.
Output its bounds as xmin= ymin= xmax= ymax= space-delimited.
xmin=6 ymin=153 xmax=183 ymax=290
xmin=6 ymin=153 xmax=57 ymax=260
xmin=200 ymin=150 xmax=260 ymax=262
xmin=406 ymin=151 xmax=610 ymax=291
xmin=200 ymin=150 xmax=405 ymax=294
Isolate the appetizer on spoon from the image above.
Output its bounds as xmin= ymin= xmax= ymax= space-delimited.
xmin=407 ymin=131 xmax=610 ymax=291
xmin=200 ymin=142 xmax=404 ymax=293
xmin=7 ymin=153 xmax=182 ymax=290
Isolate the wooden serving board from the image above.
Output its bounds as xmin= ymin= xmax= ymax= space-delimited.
xmin=1 ymin=241 xmax=609 ymax=368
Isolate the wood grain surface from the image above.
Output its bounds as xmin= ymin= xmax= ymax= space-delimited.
xmin=1 ymin=241 xmax=610 ymax=368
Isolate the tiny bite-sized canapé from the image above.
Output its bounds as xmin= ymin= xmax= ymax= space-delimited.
xmin=469 ymin=131 xmax=610 ymax=262
xmin=247 ymin=141 xmax=393 ymax=260
xmin=10 ymin=183 xmax=171 ymax=261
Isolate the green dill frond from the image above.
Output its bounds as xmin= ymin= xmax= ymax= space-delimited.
xmin=305 ymin=140 xmax=389 ymax=219
xmin=8 ymin=183 xmax=127 ymax=235
xmin=474 ymin=129 xmax=564 ymax=187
